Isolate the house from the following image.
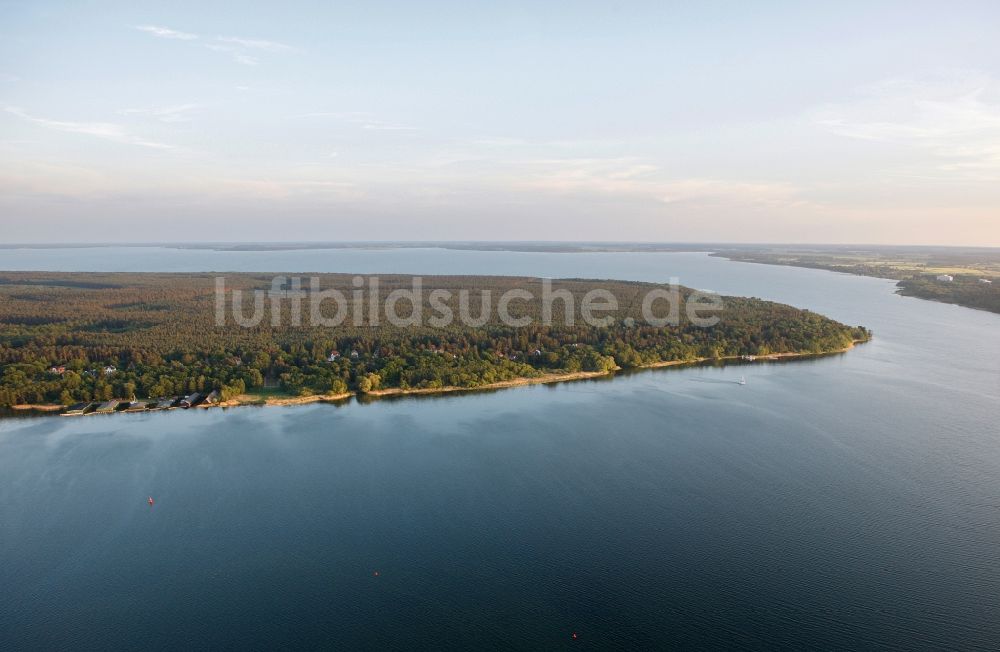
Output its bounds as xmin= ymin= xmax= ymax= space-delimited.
xmin=202 ymin=390 xmax=220 ymax=405
xmin=350 ymin=350 xmax=360 ymax=359
xmin=103 ymin=366 xmax=117 ymax=375
xmin=49 ymin=366 xmax=66 ymax=375
xmin=179 ymin=392 xmax=201 ymax=408
xmin=94 ymin=399 xmax=119 ymax=414
xmin=126 ymin=400 xmax=149 ymax=412
xmin=328 ymin=350 xmax=340 ymax=362
xmin=62 ymin=402 xmax=93 ymax=416
xmin=936 ymin=274 xmax=954 ymax=282
xmin=979 ymin=278 xmax=993 ymax=284
xmin=154 ymin=397 xmax=178 ymax=410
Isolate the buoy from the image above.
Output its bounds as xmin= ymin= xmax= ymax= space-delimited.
xmin=572 ymin=632 xmax=578 ymax=640
xmin=147 ymin=496 xmax=154 ymax=506
xmin=373 ymin=570 xmax=379 ymax=577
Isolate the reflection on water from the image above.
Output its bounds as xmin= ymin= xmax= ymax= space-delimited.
xmin=1 ymin=250 xmax=999 ymax=649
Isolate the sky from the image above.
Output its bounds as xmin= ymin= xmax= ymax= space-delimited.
xmin=1 ymin=0 xmax=999 ymax=245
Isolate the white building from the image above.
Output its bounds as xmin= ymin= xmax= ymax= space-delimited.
xmin=936 ymin=274 xmax=954 ymax=282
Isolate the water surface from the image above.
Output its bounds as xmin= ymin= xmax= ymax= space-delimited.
xmin=1 ymin=249 xmax=998 ymax=650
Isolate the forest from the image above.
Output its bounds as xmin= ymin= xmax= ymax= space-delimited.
xmin=0 ymin=272 xmax=870 ymax=407
xmin=895 ymin=276 xmax=1000 ymax=313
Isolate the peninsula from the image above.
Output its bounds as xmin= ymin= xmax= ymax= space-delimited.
xmin=0 ymin=272 xmax=870 ymax=412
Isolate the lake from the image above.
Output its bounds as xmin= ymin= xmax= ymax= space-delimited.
xmin=2 ymin=248 xmax=999 ymax=649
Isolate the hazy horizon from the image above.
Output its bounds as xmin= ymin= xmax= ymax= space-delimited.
xmin=2 ymin=1 xmax=999 ymax=245
xmin=2 ymin=240 xmax=1000 ymax=250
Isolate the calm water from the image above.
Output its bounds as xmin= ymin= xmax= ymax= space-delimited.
xmin=1 ymin=248 xmax=999 ymax=650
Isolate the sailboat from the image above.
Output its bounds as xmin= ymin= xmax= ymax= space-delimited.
xmin=738 ymin=376 xmax=746 ymax=385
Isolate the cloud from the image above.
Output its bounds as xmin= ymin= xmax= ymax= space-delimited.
xmin=294 ymin=111 xmax=371 ymax=119
xmin=132 ymin=25 xmax=294 ymax=64
xmin=216 ymin=36 xmax=296 ymax=52
xmin=470 ymin=137 xmax=622 ymax=150
xmin=135 ymin=25 xmax=198 ymax=40
xmin=362 ymin=122 xmax=417 ymax=131
xmin=519 ymin=157 xmax=801 ymax=208
xmin=656 ymin=179 xmax=801 ymax=206
xmin=207 ymin=177 xmax=363 ymax=201
xmin=119 ymin=104 xmax=201 ymax=123
xmin=471 ymin=137 xmax=530 ymax=147
xmin=4 ymin=106 xmax=174 ymax=150
xmin=293 ymin=112 xmax=416 ymax=131
xmin=813 ymin=71 xmax=1000 ymax=176
xmin=0 ymin=161 xmax=125 ymax=198
xmin=205 ymin=35 xmax=298 ymax=64
xmin=206 ymin=43 xmax=261 ymax=65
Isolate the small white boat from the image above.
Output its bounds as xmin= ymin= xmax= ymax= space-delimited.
xmin=738 ymin=376 xmax=746 ymax=385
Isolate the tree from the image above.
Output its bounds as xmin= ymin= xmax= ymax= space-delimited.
xmin=96 ymin=383 xmax=113 ymax=401
xmin=357 ymin=372 xmax=381 ymax=393
xmin=220 ymin=379 xmax=246 ymax=401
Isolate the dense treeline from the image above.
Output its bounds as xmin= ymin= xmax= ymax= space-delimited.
xmin=897 ymin=276 xmax=1000 ymax=313
xmin=0 ymin=273 xmax=870 ymax=406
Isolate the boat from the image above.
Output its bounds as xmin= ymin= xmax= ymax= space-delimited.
xmin=148 ymin=496 xmax=154 ymax=506
xmin=738 ymin=376 xmax=746 ymax=385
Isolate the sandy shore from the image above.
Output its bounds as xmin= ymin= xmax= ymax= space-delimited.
xmin=365 ymin=369 xmax=613 ymax=398
xmin=215 ymin=392 xmax=353 ymax=408
xmin=10 ymin=403 xmax=65 ymax=411
xmin=641 ymin=340 xmax=860 ymax=370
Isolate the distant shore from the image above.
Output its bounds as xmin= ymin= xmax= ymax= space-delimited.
xmin=9 ymin=341 xmax=865 ymax=416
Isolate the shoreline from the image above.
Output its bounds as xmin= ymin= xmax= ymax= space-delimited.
xmin=635 ymin=341 xmax=859 ymax=370
xmin=709 ymin=252 xmax=1000 ymax=315
xmin=7 ymin=340 xmax=866 ymax=416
